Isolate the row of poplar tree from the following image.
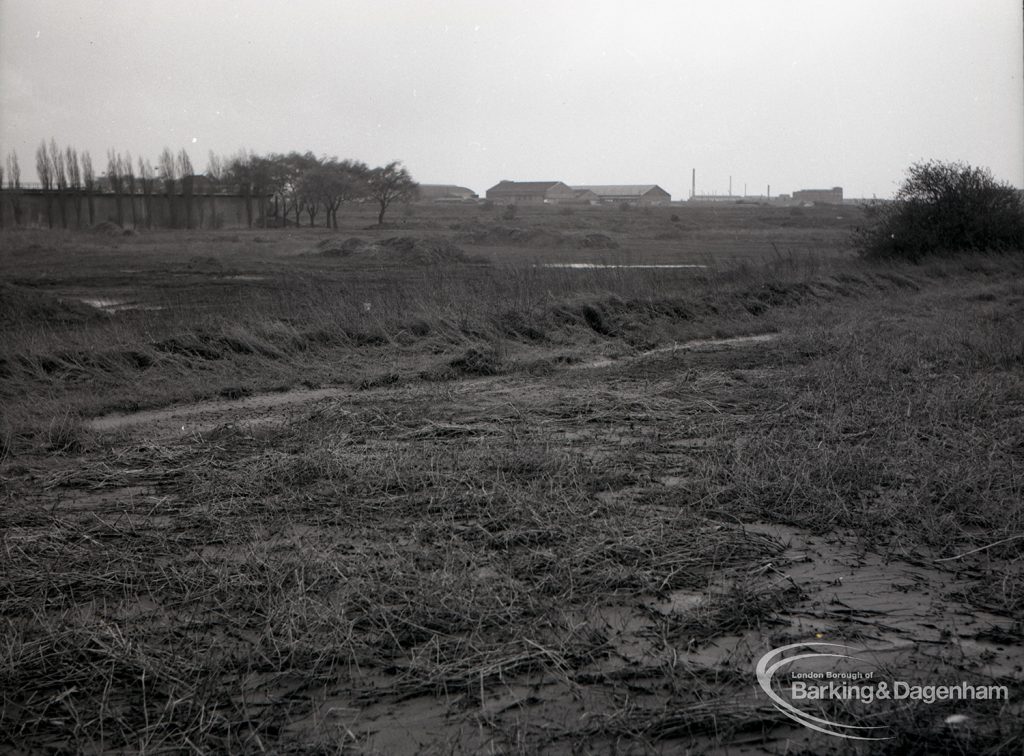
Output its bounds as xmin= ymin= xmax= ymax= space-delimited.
xmin=0 ymin=139 xmax=418 ymax=229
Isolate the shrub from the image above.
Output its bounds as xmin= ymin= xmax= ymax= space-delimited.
xmin=501 ymin=204 xmax=518 ymax=221
xmin=856 ymin=161 xmax=1024 ymax=261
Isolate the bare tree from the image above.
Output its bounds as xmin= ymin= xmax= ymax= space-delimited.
xmin=51 ymin=139 xmax=68 ymax=228
xmin=178 ymin=149 xmax=194 ymax=228
xmin=158 ymin=147 xmax=178 ymax=227
xmin=206 ymin=151 xmax=224 ymax=186
xmin=366 ymin=160 xmax=418 ymax=225
xmin=224 ymin=150 xmax=274 ymax=228
xmin=36 ymin=141 xmax=54 ymax=227
xmin=139 ymin=157 xmax=155 ymax=228
xmin=107 ymin=149 xmax=124 ymax=226
xmin=65 ymin=146 xmax=82 ymax=227
xmin=225 ymin=150 xmax=254 ymax=228
xmin=6 ymin=151 xmax=23 ymax=227
xmin=123 ymin=151 xmax=137 ymax=227
xmin=203 ymin=151 xmax=226 ymax=229
xmin=81 ymin=151 xmax=96 ymax=225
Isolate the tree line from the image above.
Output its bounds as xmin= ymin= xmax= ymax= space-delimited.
xmin=0 ymin=140 xmax=418 ymax=230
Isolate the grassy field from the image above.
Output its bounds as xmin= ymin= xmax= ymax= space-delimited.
xmin=2 ymin=203 xmax=1023 ymax=754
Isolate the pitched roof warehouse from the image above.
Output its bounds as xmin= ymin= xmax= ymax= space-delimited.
xmin=485 ymin=181 xmax=671 ymax=205
xmin=572 ymin=185 xmax=671 ymax=204
xmin=484 ymin=181 xmax=577 ymax=204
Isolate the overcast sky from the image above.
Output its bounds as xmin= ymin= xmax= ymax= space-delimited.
xmin=1 ymin=0 xmax=1021 ymax=199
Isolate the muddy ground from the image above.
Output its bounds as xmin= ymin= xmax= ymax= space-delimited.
xmin=5 ymin=263 xmax=1023 ymax=754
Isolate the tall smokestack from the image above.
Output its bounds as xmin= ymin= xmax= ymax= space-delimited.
xmin=691 ymin=169 xmax=696 ymax=199
xmin=729 ymin=176 xmax=732 ymax=196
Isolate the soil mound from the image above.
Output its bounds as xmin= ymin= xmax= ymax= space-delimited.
xmin=315 ymin=237 xmax=371 ymax=257
xmin=92 ymin=221 xmax=136 ymax=236
xmin=454 ymin=222 xmax=618 ymax=249
xmin=314 ymin=235 xmax=476 ymax=264
xmin=187 ymin=255 xmax=225 ymax=273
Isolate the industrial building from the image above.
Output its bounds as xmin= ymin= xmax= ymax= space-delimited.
xmin=793 ymin=187 xmax=844 ymax=205
xmin=485 ymin=181 xmax=578 ymax=204
xmin=416 ymin=184 xmax=479 ymax=202
xmin=571 ymin=185 xmax=671 ymax=205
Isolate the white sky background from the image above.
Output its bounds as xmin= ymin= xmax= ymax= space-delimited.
xmin=1 ymin=0 xmax=1021 ymax=199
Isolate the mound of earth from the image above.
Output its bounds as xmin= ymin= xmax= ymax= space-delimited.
xmin=453 ymin=222 xmax=618 ymax=249
xmin=314 ymin=235 xmax=476 ymax=264
xmin=315 ymin=237 xmax=371 ymax=257
xmin=187 ymin=255 xmax=225 ymax=273
xmin=574 ymin=232 xmax=619 ymax=249
xmin=92 ymin=221 xmax=136 ymax=236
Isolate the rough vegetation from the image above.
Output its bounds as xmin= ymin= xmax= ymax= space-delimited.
xmin=454 ymin=221 xmax=619 ymax=249
xmin=1 ymin=200 xmax=1022 ymax=753
xmin=314 ymin=235 xmax=476 ymax=264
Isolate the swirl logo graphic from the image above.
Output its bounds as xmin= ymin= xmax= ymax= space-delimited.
xmin=755 ymin=642 xmax=890 ymax=740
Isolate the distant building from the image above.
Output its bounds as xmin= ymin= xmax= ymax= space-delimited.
xmin=689 ymin=194 xmax=755 ymax=204
xmin=571 ymin=184 xmax=671 ymax=205
xmin=571 ymin=188 xmax=600 ymax=204
xmin=416 ymin=184 xmax=479 ymax=202
xmin=485 ymin=180 xmax=577 ymax=204
xmin=792 ymin=187 xmax=843 ymax=205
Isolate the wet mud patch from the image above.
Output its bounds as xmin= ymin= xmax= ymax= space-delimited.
xmin=753 ymin=523 xmax=1023 ymax=678
xmin=425 ymin=523 xmax=1023 ymax=753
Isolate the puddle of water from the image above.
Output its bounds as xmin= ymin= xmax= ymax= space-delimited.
xmin=541 ymin=263 xmax=708 ymax=269
xmin=576 ymin=333 xmax=778 ymax=370
xmin=77 ymin=297 xmax=165 ymax=312
xmin=641 ymin=333 xmax=778 ymax=357
xmin=745 ymin=522 xmax=1023 ymax=679
xmin=225 ymin=274 xmax=267 ymax=281
xmin=86 ymin=386 xmax=349 ymax=433
xmin=79 ymin=297 xmax=125 ymax=309
xmin=572 ymin=521 xmax=1023 ymax=696
xmin=110 ymin=304 xmax=166 ymax=312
